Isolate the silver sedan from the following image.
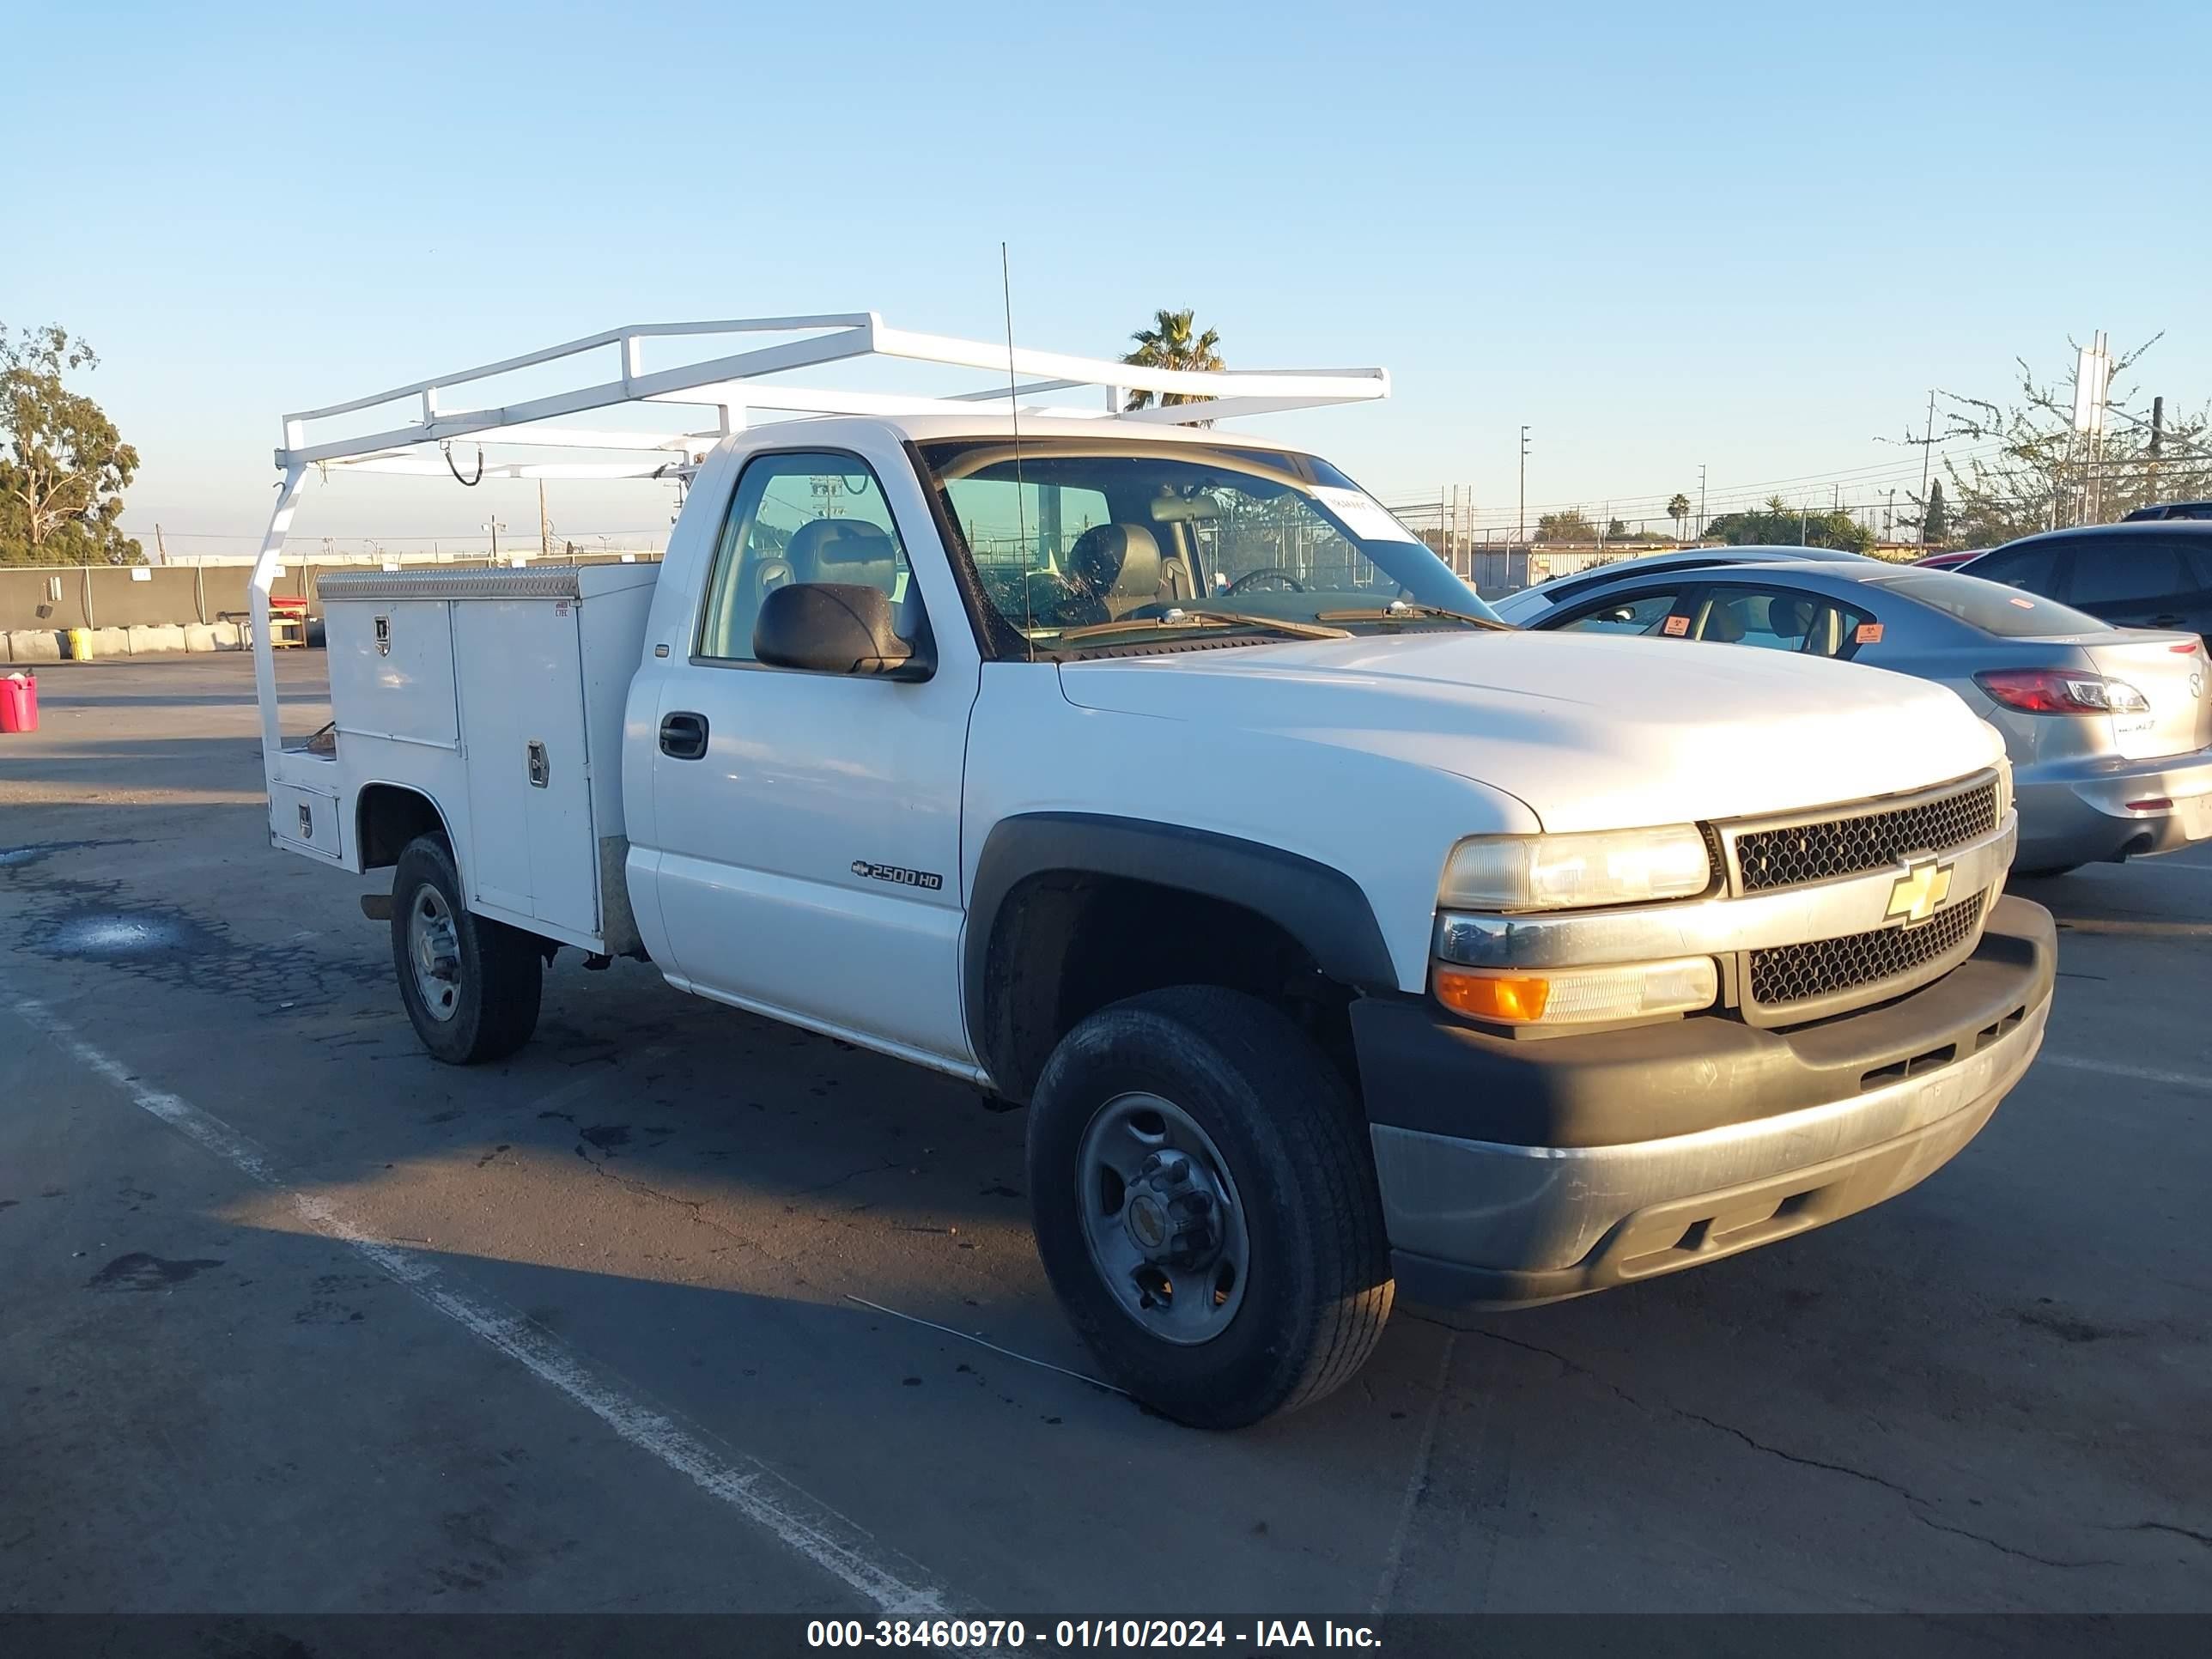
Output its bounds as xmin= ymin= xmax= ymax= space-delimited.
xmin=1513 ymin=557 xmax=2212 ymax=874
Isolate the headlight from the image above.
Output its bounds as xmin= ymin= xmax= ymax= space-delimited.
xmin=1434 ymin=957 xmax=1718 ymax=1026
xmin=1439 ymin=826 xmax=1712 ymax=912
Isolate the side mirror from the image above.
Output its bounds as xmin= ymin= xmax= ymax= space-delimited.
xmin=753 ymin=582 xmax=934 ymax=681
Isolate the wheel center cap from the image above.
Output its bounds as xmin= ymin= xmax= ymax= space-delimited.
xmin=1126 ymin=1194 xmax=1169 ymax=1253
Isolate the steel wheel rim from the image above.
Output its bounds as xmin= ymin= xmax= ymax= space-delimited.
xmin=1076 ymin=1091 xmax=1250 ymax=1346
xmin=406 ymin=884 xmax=462 ymax=1023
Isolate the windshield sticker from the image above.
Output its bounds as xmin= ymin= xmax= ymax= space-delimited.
xmin=1311 ymin=486 xmax=1420 ymax=544
xmin=2008 ymin=595 xmax=2036 ymax=608
xmin=1856 ymin=622 xmax=1884 ymax=644
xmin=1662 ymin=614 xmax=1690 ymax=636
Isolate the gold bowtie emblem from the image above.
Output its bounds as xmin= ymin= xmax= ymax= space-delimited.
xmin=1885 ymin=857 xmax=1954 ymax=926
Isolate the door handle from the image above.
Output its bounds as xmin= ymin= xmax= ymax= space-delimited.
xmin=659 ymin=711 xmax=709 ymax=760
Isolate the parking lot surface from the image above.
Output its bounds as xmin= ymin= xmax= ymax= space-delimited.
xmin=3 ymin=653 xmax=2208 ymax=1615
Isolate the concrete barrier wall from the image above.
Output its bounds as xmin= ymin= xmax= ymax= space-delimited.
xmin=0 ymin=554 xmax=657 ymax=638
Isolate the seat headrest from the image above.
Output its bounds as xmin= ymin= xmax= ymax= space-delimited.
xmin=787 ymin=519 xmax=895 ymax=580
xmin=1069 ymin=523 xmax=1163 ymax=599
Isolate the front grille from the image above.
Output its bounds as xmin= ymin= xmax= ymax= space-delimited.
xmin=1734 ymin=778 xmax=1998 ymax=892
xmin=1748 ymin=890 xmax=1986 ymax=1009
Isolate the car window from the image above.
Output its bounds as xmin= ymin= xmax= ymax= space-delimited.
xmin=941 ymin=477 xmax=1112 ymax=588
xmin=1967 ymin=543 xmax=2059 ymax=594
xmin=1692 ymin=585 xmax=1866 ymax=658
xmin=696 ymin=450 xmax=917 ymax=663
xmin=2066 ymin=544 xmax=2189 ymax=606
xmin=1865 ymin=570 xmax=2105 ymax=636
xmin=1552 ymin=590 xmax=1683 ymax=635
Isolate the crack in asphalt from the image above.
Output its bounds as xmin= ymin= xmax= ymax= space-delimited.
xmin=2106 ymin=1520 xmax=2212 ymax=1550
xmin=1412 ymin=1315 xmax=2117 ymax=1571
xmin=568 ymin=1146 xmax=846 ymax=1290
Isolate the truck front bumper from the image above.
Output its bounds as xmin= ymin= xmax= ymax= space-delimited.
xmin=1353 ymin=896 xmax=2056 ymax=1310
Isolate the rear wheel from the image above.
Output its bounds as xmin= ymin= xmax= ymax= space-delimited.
xmin=1026 ymin=986 xmax=1393 ymax=1429
xmin=390 ymin=834 xmax=542 ymax=1065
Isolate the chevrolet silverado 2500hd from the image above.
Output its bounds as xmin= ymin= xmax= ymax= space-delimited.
xmin=251 ymin=315 xmax=2054 ymax=1428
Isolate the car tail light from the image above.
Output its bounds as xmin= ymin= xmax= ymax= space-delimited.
xmin=1974 ymin=668 xmax=2149 ymax=715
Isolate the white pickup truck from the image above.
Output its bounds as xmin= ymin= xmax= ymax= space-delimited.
xmin=252 ymin=315 xmax=2055 ymax=1427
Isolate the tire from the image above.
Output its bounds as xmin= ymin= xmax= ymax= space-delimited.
xmin=390 ymin=834 xmax=543 ymax=1065
xmin=1026 ymin=986 xmax=1394 ymax=1429
xmin=2015 ymin=865 xmax=2081 ymax=880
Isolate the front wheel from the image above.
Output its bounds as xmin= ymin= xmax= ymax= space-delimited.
xmin=390 ymin=834 xmax=543 ymax=1065
xmin=1026 ymin=987 xmax=1394 ymax=1429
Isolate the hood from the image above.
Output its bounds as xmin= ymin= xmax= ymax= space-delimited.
xmin=1056 ymin=630 xmax=1999 ymax=832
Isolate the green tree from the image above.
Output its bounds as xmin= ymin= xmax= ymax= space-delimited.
xmin=0 ymin=322 xmax=142 ymax=565
xmin=1666 ymin=491 xmax=1692 ymax=539
xmin=1915 ymin=336 xmax=2211 ymax=545
xmin=1534 ymin=507 xmax=1597 ymax=542
xmin=1121 ymin=308 xmax=1224 ymax=410
xmin=1700 ymin=494 xmax=1875 ymax=554
xmin=1607 ymin=516 xmax=1627 ymax=538
xmin=1921 ymin=478 xmax=1949 ymax=545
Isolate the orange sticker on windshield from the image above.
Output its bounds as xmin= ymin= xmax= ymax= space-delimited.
xmin=1856 ymin=622 xmax=1883 ymax=644
xmin=1662 ymin=614 xmax=1689 ymax=636
xmin=2009 ymin=596 xmax=2035 ymax=608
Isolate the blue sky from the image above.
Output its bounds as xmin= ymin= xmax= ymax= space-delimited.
xmin=7 ymin=0 xmax=2208 ymax=553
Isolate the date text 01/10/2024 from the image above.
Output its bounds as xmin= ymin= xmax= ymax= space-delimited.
xmin=804 ymin=1620 xmax=1380 ymax=1649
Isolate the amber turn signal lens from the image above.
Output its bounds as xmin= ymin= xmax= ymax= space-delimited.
xmin=1434 ymin=967 xmax=1551 ymax=1023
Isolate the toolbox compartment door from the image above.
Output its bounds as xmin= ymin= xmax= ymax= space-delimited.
xmin=453 ymin=599 xmax=599 ymax=939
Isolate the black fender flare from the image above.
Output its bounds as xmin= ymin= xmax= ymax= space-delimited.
xmin=963 ymin=812 xmax=1400 ymax=1091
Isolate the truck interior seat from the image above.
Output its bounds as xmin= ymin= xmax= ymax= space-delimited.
xmin=1070 ymin=523 xmax=1189 ymax=619
xmin=787 ymin=519 xmax=899 ymax=595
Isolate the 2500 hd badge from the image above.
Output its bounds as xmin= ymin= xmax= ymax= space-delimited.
xmin=852 ymin=860 xmax=944 ymax=890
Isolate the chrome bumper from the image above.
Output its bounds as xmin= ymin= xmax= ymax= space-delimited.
xmin=1371 ymin=896 xmax=2056 ymax=1308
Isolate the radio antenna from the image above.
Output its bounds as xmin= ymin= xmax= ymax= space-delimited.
xmin=1000 ymin=241 xmax=1034 ymax=656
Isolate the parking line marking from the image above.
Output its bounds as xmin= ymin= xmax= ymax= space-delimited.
xmin=1371 ymin=1329 xmax=1456 ymax=1615
xmin=2041 ymin=1053 xmax=2212 ymax=1091
xmin=11 ymin=996 xmax=958 ymax=1619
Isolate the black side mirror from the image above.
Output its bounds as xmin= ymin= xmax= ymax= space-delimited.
xmin=753 ymin=582 xmax=934 ymax=681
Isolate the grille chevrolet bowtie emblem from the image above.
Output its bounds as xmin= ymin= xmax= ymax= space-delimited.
xmin=1885 ymin=856 xmax=1954 ymax=926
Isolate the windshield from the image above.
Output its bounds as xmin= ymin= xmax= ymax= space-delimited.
xmin=1867 ymin=570 xmax=2108 ymax=638
xmin=915 ymin=438 xmax=1498 ymax=653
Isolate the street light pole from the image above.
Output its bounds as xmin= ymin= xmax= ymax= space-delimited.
xmin=1697 ymin=464 xmax=1706 ymax=543
xmin=1518 ymin=425 xmax=1531 ymax=550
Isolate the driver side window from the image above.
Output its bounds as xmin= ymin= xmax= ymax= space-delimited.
xmin=696 ymin=451 xmax=915 ymax=663
xmin=1554 ymin=590 xmax=1683 ymax=635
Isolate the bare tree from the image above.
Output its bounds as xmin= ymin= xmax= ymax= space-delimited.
xmin=1905 ymin=336 xmax=2211 ymax=545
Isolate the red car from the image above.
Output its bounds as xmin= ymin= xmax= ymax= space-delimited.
xmin=1914 ymin=549 xmax=1983 ymax=569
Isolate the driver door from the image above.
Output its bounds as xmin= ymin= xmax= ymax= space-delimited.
xmin=646 ymin=444 xmax=981 ymax=1065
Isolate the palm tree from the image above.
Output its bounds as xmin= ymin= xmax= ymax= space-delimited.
xmin=1121 ymin=308 xmax=1224 ymax=410
xmin=1666 ymin=492 xmax=1692 ymax=540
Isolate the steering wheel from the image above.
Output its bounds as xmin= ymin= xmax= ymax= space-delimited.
xmin=1227 ymin=568 xmax=1306 ymax=594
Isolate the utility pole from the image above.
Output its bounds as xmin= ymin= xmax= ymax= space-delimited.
xmin=154 ymin=524 xmax=168 ymax=564
xmin=1917 ymin=389 xmax=1936 ymax=542
xmin=1697 ymin=464 xmax=1706 ymax=543
xmin=538 ymin=480 xmax=555 ymax=562
xmin=2149 ymin=395 xmax=2165 ymax=505
xmin=482 ymin=519 xmax=507 ymax=562
xmin=1518 ymin=426 xmax=1531 ymax=550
